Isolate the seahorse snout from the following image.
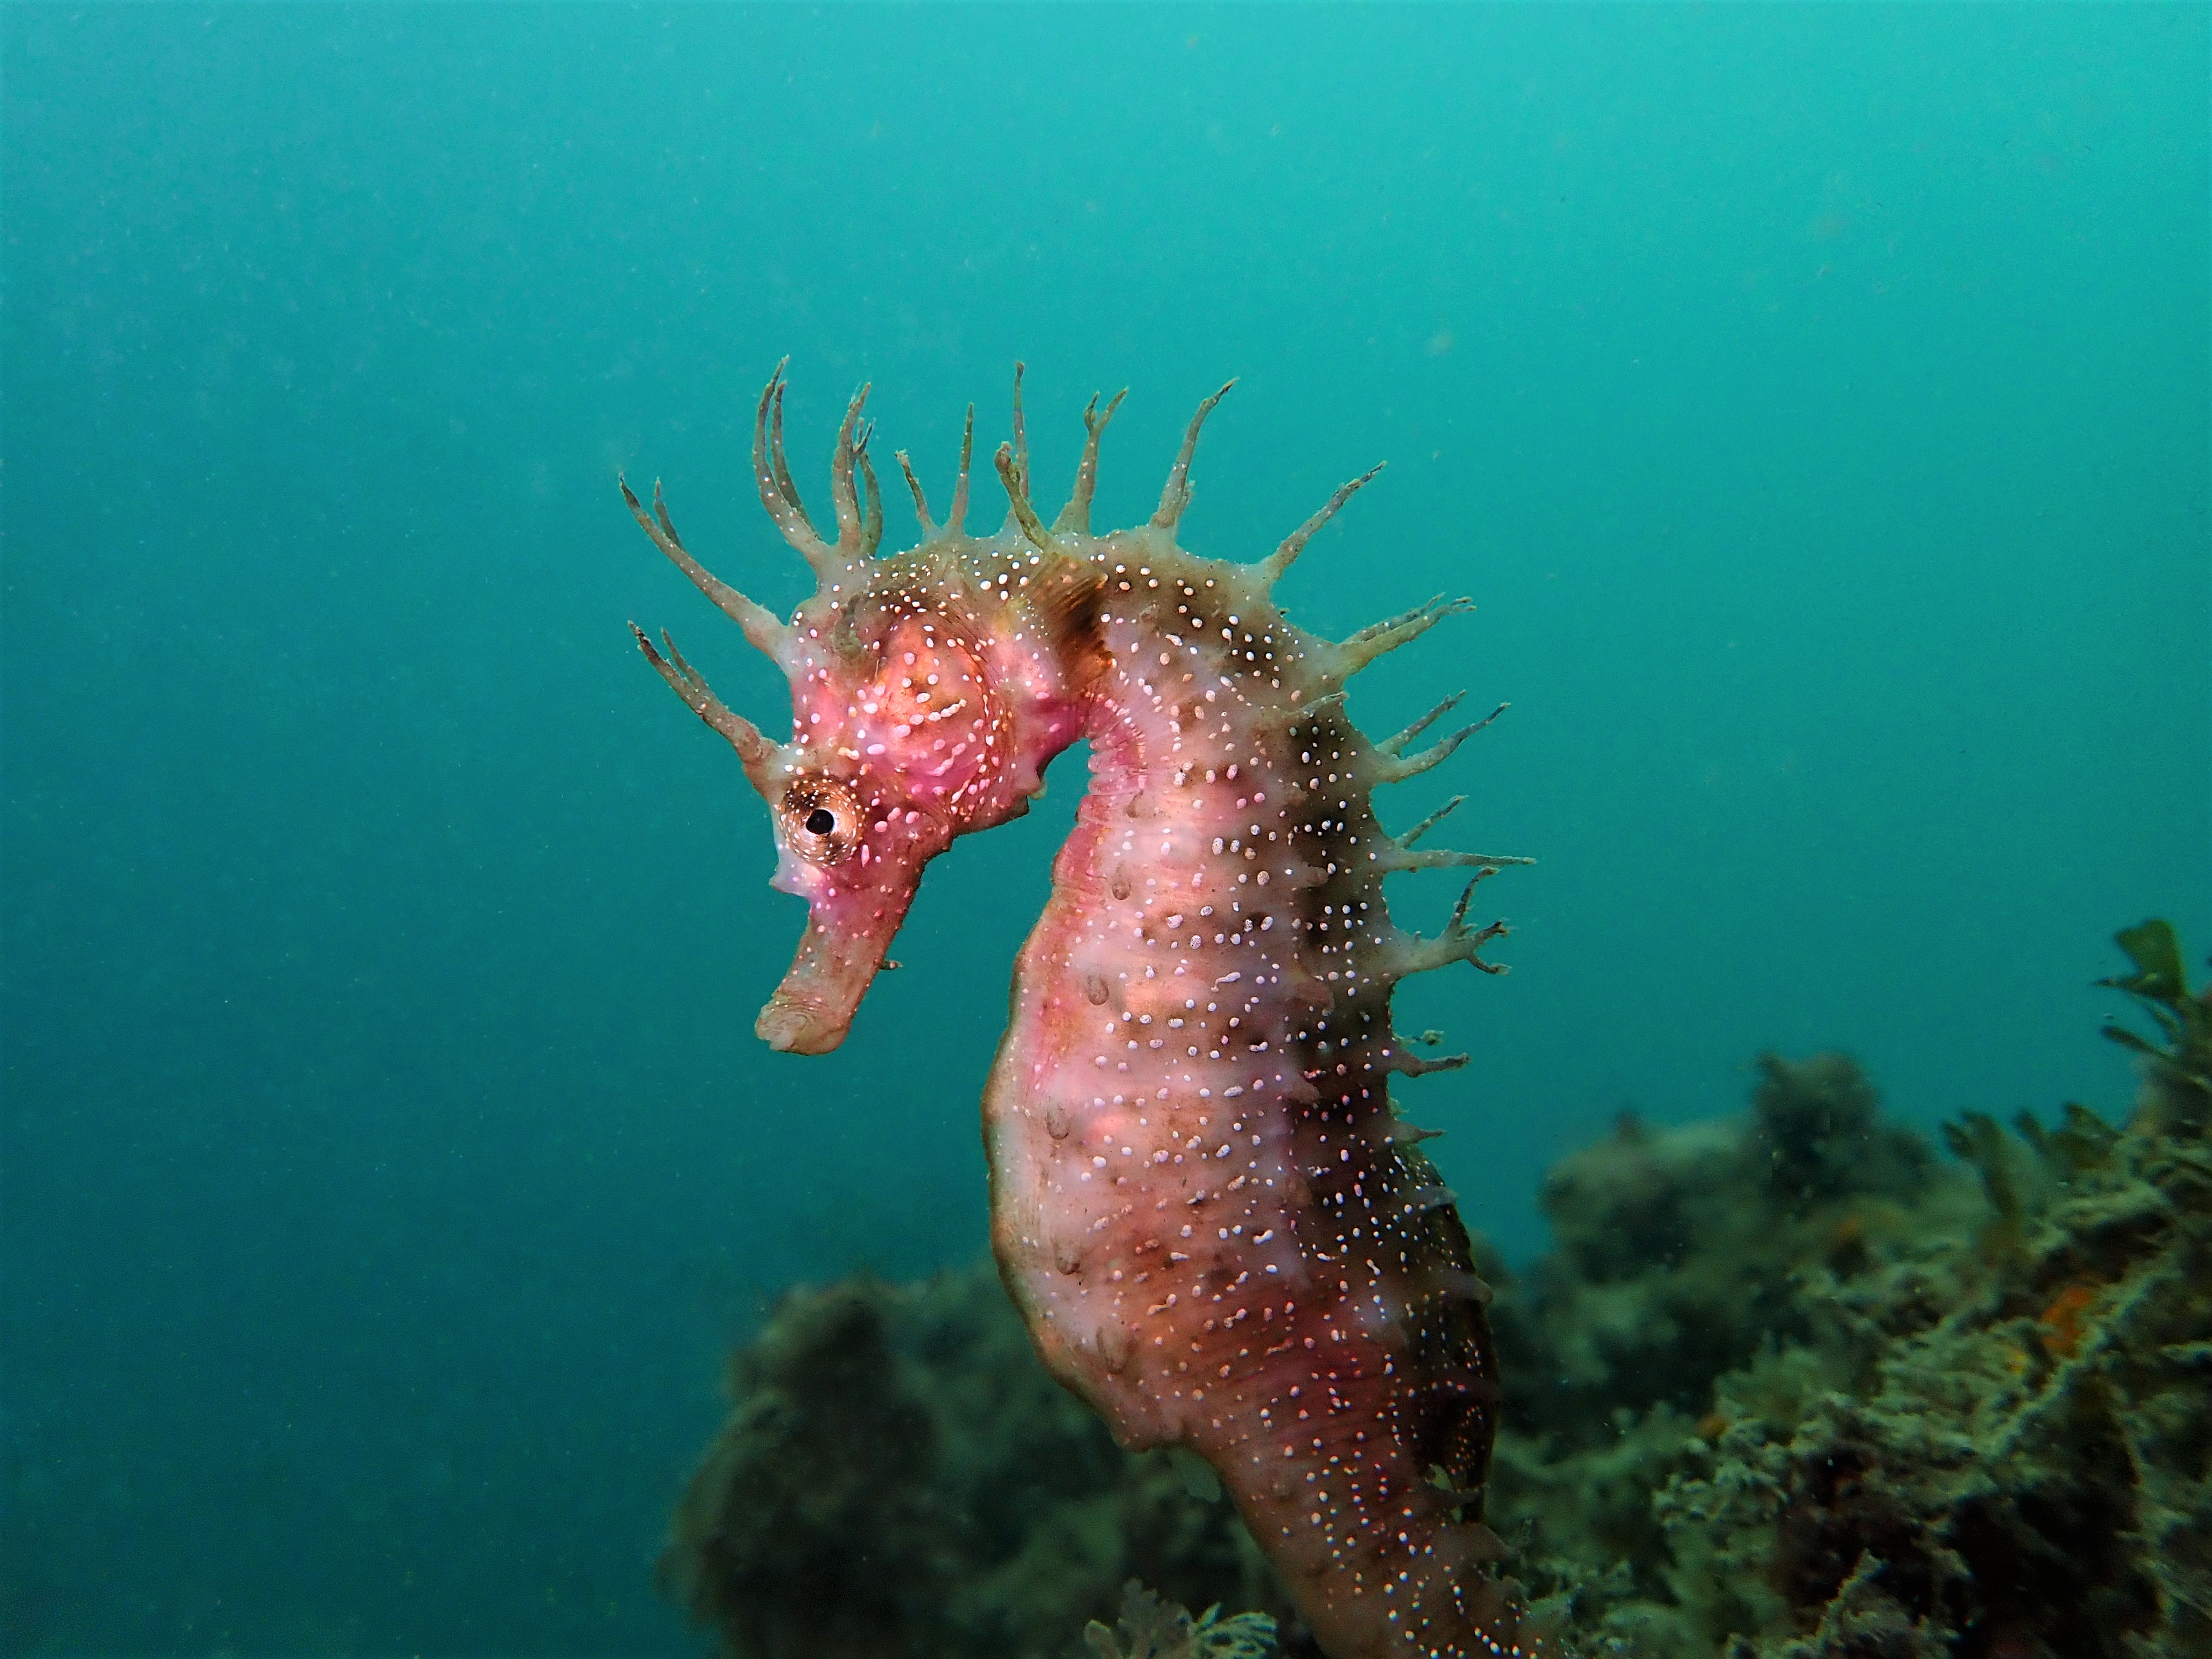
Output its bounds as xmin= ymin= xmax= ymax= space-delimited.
xmin=755 ymin=994 xmax=848 ymax=1055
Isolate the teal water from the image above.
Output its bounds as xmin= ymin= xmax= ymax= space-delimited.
xmin=3 ymin=5 xmax=2204 ymax=1652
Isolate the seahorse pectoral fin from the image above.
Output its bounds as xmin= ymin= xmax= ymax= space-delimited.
xmin=1024 ymin=551 xmax=1111 ymax=690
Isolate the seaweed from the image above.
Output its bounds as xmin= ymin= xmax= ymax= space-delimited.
xmin=1497 ymin=1051 xmax=1935 ymax=1456
xmin=2099 ymin=918 xmax=2212 ymax=1136
xmin=657 ymin=1279 xmax=954 ymax=1659
xmin=1488 ymin=919 xmax=2212 ymax=1657
xmin=1083 ymin=1582 xmax=1277 ymax=1659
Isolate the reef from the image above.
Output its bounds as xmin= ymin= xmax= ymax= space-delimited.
xmin=661 ymin=920 xmax=2209 ymax=1659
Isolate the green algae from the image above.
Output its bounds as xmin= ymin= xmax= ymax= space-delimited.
xmin=1084 ymin=1582 xmax=1277 ymax=1659
xmin=1493 ymin=920 xmax=2211 ymax=1657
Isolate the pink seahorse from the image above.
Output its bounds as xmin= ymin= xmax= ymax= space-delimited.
xmin=623 ymin=365 xmax=1560 ymax=1659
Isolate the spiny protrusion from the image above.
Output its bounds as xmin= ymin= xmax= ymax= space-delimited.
xmin=766 ymin=375 xmax=807 ymax=525
xmin=752 ymin=361 xmax=837 ymax=572
xmin=1389 ymin=1042 xmax=1470 ymax=1078
xmin=1400 ymin=794 xmax=1464 ymax=848
xmin=1429 ymin=1483 xmax=1494 ymax=1522
xmin=894 ymin=450 xmax=934 ymax=536
xmin=947 ymin=405 xmax=975 ymax=536
xmin=1055 ymin=387 xmax=1129 ymax=534
xmin=620 ymin=475 xmax=787 ymax=658
xmin=1390 ymin=1119 xmax=1447 ymax=1144
xmin=1392 ymin=870 xmax=1512 ymax=978
xmin=848 ymin=420 xmax=884 ymax=558
xmin=1260 ymin=688 xmax=1344 ymax=739
xmin=1256 ymin=462 xmax=1384 ymax=585
xmin=1338 ymin=594 xmax=1475 ymax=677
xmin=866 ymin=389 xmax=972 ymax=544
xmin=1151 ymin=379 xmax=1236 ymax=532
xmin=1379 ymin=692 xmax=1467 ymax=758
xmin=995 ymin=442 xmax=1052 ymax=550
xmin=629 ymin=622 xmax=778 ymax=783
xmin=1006 ymin=361 xmax=1030 ymax=507
xmin=1434 ymin=1267 xmax=1496 ymax=1308
xmin=826 ymin=383 xmax=872 ymax=568
xmin=1380 ymin=843 xmax=1535 ymax=875
xmin=1378 ymin=701 xmax=1509 ymax=784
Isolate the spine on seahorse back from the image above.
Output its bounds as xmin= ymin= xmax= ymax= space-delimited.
xmin=623 ymin=369 xmax=1555 ymax=1659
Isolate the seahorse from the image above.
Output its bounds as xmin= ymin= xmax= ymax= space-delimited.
xmin=622 ymin=364 xmax=1560 ymax=1659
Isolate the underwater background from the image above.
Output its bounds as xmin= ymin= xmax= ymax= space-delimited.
xmin=2 ymin=4 xmax=2205 ymax=1653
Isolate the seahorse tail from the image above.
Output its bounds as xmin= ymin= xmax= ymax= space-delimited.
xmin=1302 ymin=1498 xmax=1558 ymax=1659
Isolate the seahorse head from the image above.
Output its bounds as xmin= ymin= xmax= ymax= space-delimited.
xmin=752 ymin=598 xmax=1045 ymax=1052
xmin=623 ymin=367 xmax=1100 ymax=1053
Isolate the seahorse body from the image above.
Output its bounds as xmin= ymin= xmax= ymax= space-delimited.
xmin=624 ymin=368 xmax=1558 ymax=1659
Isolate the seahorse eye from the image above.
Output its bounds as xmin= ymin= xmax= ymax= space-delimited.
xmin=780 ymin=776 xmax=867 ymax=866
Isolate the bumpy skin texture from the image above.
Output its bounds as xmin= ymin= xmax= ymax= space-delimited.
xmin=626 ymin=369 xmax=1557 ymax=1659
